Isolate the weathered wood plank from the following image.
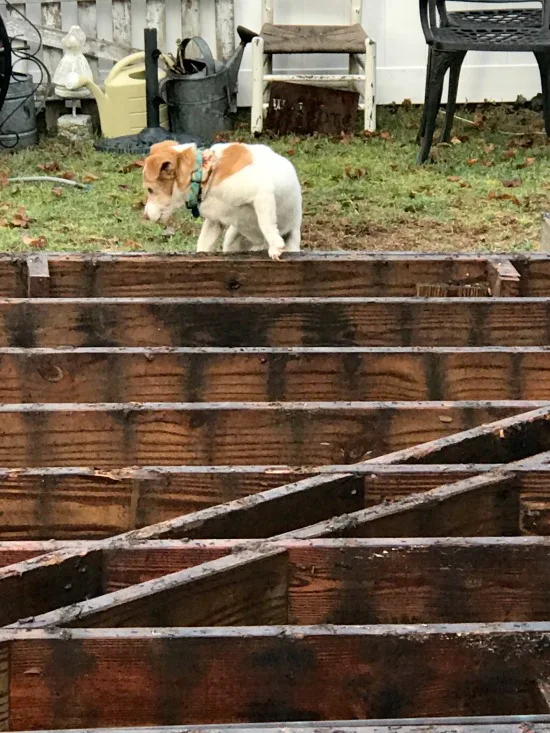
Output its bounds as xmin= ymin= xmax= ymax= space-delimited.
xmin=279 ymin=473 xmax=520 ymax=539
xmin=7 ymin=297 xmax=550 ymax=347
xmin=8 ymin=347 xmax=550 ymax=403
xmin=0 ymin=547 xmax=103 ymax=626
xmin=6 ymin=626 xmax=550 ymax=727
xmin=488 ymin=260 xmax=521 ymax=297
xmin=12 ymin=549 xmax=288 ymax=629
xmin=9 ymin=722 xmax=550 ymax=733
xmin=286 ymin=539 xmax=550 ymax=624
xmin=26 ymin=256 xmax=50 ymax=299
xmin=0 ymin=643 xmax=8 ymax=733
xmin=44 ymin=254 xmax=490 ymax=298
xmin=0 ymin=401 xmax=532 ymax=468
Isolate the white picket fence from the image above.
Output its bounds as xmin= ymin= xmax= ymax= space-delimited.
xmin=0 ymin=0 xmax=545 ymax=107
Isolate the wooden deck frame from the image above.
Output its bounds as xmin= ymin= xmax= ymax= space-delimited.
xmin=3 ymin=254 xmax=550 ymax=730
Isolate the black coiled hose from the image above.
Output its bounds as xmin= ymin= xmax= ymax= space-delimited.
xmin=0 ymin=11 xmax=11 ymax=114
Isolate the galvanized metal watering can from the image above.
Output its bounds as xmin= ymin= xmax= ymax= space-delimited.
xmin=161 ymin=25 xmax=256 ymax=144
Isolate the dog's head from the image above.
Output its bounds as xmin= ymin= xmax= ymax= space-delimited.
xmin=142 ymin=141 xmax=197 ymax=223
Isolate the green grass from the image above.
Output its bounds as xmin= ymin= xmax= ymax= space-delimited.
xmin=1 ymin=103 xmax=550 ymax=253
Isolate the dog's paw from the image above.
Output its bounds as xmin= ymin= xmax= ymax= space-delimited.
xmin=268 ymin=243 xmax=285 ymax=261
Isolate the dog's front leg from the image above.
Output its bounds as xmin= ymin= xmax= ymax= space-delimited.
xmin=253 ymin=192 xmax=286 ymax=261
xmin=196 ymin=219 xmax=222 ymax=253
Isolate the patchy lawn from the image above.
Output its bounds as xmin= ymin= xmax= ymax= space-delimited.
xmin=0 ymin=103 xmax=549 ymax=253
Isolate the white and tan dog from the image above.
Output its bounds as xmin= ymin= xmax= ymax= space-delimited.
xmin=143 ymin=140 xmax=302 ymax=260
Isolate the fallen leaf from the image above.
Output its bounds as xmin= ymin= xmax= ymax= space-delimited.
xmin=502 ymin=178 xmax=522 ymax=188
xmin=11 ymin=207 xmax=31 ymax=228
xmin=120 ymin=160 xmax=145 ymax=173
xmin=52 ymin=187 xmax=63 ymax=197
xmin=118 ymin=184 xmax=129 ymax=191
xmin=447 ymin=176 xmax=461 ymax=182
xmin=0 ymin=218 xmax=8 ymax=227
xmin=379 ymin=130 xmax=393 ymax=141
xmin=60 ymin=171 xmax=75 ymax=181
xmin=345 ymin=166 xmax=367 ymax=179
xmin=483 ymin=143 xmax=495 ymax=154
xmin=0 ymin=171 xmax=8 ymax=187
xmin=450 ymin=136 xmax=462 ymax=145
xmin=22 ymin=235 xmax=47 ymax=249
xmin=460 ymin=181 xmax=471 ymax=188
xmin=516 ymin=156 xmax=536 ymax=169
xmin=82 ymin=172 xmax=99 ymax=182
xmin=481 ymin=160 xmax=494 ymax=168
xmin=286 ymin=149 xmax=296 ymax=156
xmin=502 ymin=149 xmax=517 ymax=159
xmin=38 ymin=161 xmax=60 ymax=173
xmin=390 ymin=164 xmax=399 ymax=172
xmin=466 ymin=158 xmax=478 ymax=166
xmin=124 ymin=239 xmax=142 ymax=250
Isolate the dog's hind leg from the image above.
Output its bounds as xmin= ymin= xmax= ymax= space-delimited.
xmin=253 ymin=192 xmax=286 ymax=260
xmin=222 ymin=225 xmax=246 ymax=253
xmin=284 ymin=228 xmax=301 ymax=253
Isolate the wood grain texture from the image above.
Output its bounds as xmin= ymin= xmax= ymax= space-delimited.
xmin=0 ymin=467 xmax=310 ymax=540
xmin=281 ymin=473 xmax=520 ymax=539
xmin=7 ymin=347 xmax=550 ymax=403
xmin=0 ymin=401 xmax=529 ymax=468
xmin=7 ymin=298 xmax=550 ymax=347
xmin=26 ymin=255 xmax=50 ymax=299
xmin=0 ymin=644 xmax=7 ymax=732
xmin=1 ymin=253 xmax=550 ymax=298
xmin=44 ymin=254 xmax=489 ymax=298
xmin=7 ymin=626 xmax=550 ymax=727
xmin=14 ymin=550 xmax=288 ymax=629
xmin=286 ymin=540 xmax=550 ymax=624
xmin=0 ymin=548 xmax=103 ymax=626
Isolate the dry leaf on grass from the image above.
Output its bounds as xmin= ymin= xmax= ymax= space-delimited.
xmin=0 ymin=171 xmax=8 ymax=187
xmin=82 ymin=173 xmax=99 ymax=182
xmin=345 ymin=166 xmax=367 ymax=179
xmin=502 ymin=178 xmax=522 ymax=188
xmin=60 ymin=171 xmax=76 ymax=181
xmin=502 ymin=149 xmax=517 ymax=160
xmin=38 ymin=161 xmax=60 ymax=173
xmin=22 ymin=235 xmax=47 ymax=249
xmin=52 ymin=187 xmax=63 ymax=197
xmin=120 ymin=160 xmax=145 ymax=173
xmin=11 ymin=207 xmax=31 ymax=228
xmin=379 ymin=130 xmax=393 ymax=141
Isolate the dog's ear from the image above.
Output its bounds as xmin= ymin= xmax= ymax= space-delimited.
xmin=149 ymin=140 xmax=180 ymax=156
xmin=144 ymin=152 xmax=178 ymax=181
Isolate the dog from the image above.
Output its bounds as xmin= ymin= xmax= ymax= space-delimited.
xmin=143 ymin=140 xmax=302 ymax=260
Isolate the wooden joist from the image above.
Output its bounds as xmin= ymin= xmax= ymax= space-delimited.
xmin=0 ymin=400 xmax=538 ymax=468
xmin=488 ymin=260 xmax=521 ymax=297
xmin=8 ymin=252 xmax=550 ymax=297
xmin=2 ymin=625 xmax=550 ymax=727
xmin=6 ymin=346 xmax=550 ymax=403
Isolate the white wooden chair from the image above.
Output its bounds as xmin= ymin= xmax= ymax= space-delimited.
xmin=250 ymin=0 xmax=376 ymax=134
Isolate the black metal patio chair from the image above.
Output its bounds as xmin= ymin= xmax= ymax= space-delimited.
xmin=417 ymin=0 xmax=550 ymax=164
